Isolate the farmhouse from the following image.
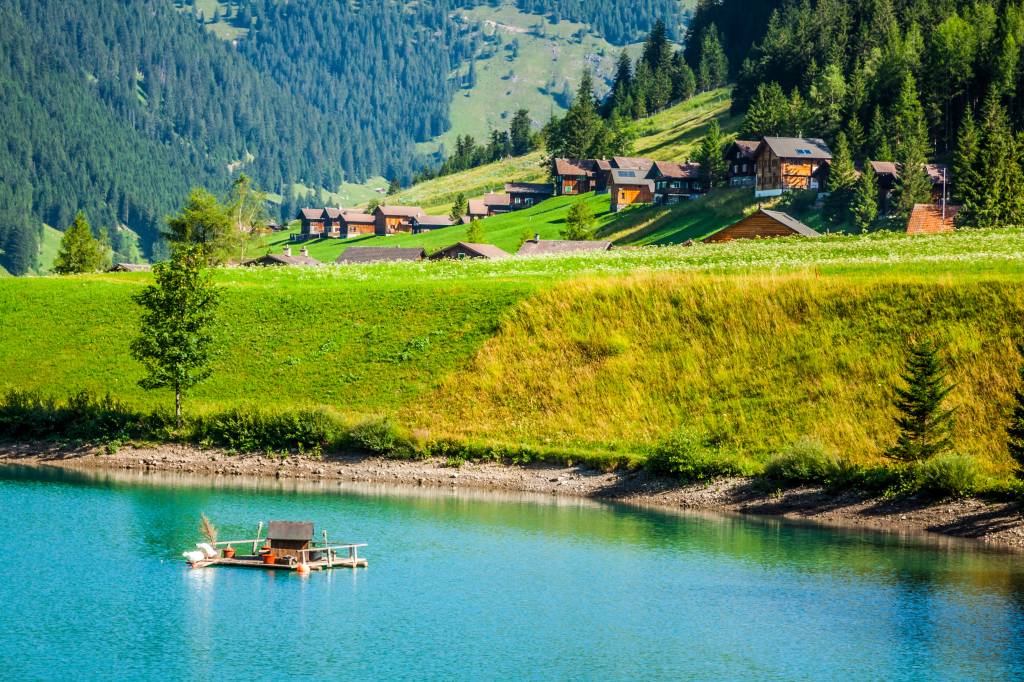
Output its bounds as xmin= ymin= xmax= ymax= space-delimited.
xmin=429 ymin=242 xmax=510 ymax=260
xmin=374 ymin=205 xmax=426 ymax=236
xmin=246 ymin=246 xmax=321 ymax=266
xmin=725 ymin=140 xmax=759 ymax=187
xmin=517 ymin=235 xmax=613 ymax=256
xmin=609 ymin=168 xmax=655 ymax=212
xmin=412 ymin=215 xmax=455 ymax=233
xmin=483 ymin=193 xmax=512 ymax=214
xmin=754 ymin=137 xmax=832 ymax=198
xmin=466 ymin=199 xmax=490 ymax=220
xmin=505 ymin=182 xmax=554 ymax=209
xmin=297 ymin=208 xmax=325 ymax=240
xmin=553 ymin=158 xmax=609 ymax=195
xmin=335 ymin=247 xmax=427 ymax=264
xmin=906 ymin=203 xmax=960 ymax=235
xmin=649 ymin=161 xmax=706 ymax=204
xmin=705 ymin=209 xmax=821 ymax=242
xmin=340 ymin=211 xmax=376 ymax=237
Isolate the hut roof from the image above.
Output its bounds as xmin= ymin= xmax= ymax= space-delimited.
xmin=757 ymin=209 xmax=821 ymax=237
xmin=484 ymin=193 xmax=511 ymax=208
xmin=728 ymin=140 xmax=760 ymax=159
xmin=335 ymin=247 xmax=426 ymax=264
xmin=467 ymin=199 xmax=489 ymax=215
xmin=504 ymin=182 xmax=553 ymax=196
xmin=431 ymin=242 xmax=510 ymax=260
xmin=414 ymin=215 xmax=455 ymax=228
xmin=554 ymin=158 xmax=597 ymax=177
xmin=298 ymin=208 xmax=325 ymax=220
xmin=761 ymin=137 xmax=832 ymax=160
xmin=610 ymin=168 xmax=655 ymax=190
xmin=341 ymin=212 xmax=375 ymax=224
xmin=109 ymin=262 xmax=152 ymax=272
xmin=517 ymin=239 xmax=613 ymax=256
xmin=268 ymin=521 xmax=314 ymax=541
xmin=611 ymin=156 xmax=655 ymax=171
xmin=907 ymin=203 xmax=960 ymax=234
xmin=245 ymin=252 xmax=321 ymax=267
xmin=376 ymin=205 xmax=425 ymax=218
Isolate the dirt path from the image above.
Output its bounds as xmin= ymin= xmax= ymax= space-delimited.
xmin=3 ymin=442 xmax=1023 ymax=550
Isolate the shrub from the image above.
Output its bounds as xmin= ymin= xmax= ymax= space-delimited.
xmin=912 ymin=453 xmax=984 ymax=498
xmin=190 ymin=408 xmax=340 ymax=453
xmin=343 ymin=416 xmax=417 ymax=459
xmin=765 ymin=439 xmax=841 ymax=484
xmin=0 ymin=389 xmax=144 ymax=442
xmin=647 ymin=429 xmax=760 ymax=481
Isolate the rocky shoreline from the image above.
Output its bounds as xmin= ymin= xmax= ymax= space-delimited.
xmin=3 ymin=442 xmax=1023 ymax=550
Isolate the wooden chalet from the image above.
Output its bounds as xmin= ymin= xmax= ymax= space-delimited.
xmin=517 ymin=235 xmax=613 ymax=256
xmin=245 ymin=246 xmax=321 ymax=266
xmin=611 ymin=156 xmax=655 ymax=173
xmin=429 ymin=242 xmax=510 ymax=260
xmin=754 ymin=137 xmax=832 ymax=198
xmin=505 ymin=183 xmax=554 ymax=210
xmin=466 ymin=199 xmax=491 ymax=220
xmin=483 ymin=192 xmax=512 ymax=214
xmin=906 ymin=203 xmax=960 ymax=235
xmin=335 ymin=247 xmax=427 ymax=264
xmin=553 ymin=158 xmax=609 ymax=195
xmin=322 ymin=207 xmax=345 ymax=238
xmin=705 ymin=209 xmax=821 ymax=243
xmin=374 ymin=205 xmax=426 ymax=236
xmin=869 ymin=161 xmax=950 ymax=212
xmin=609 ymin=168 xmax=655 ymax=212
xmin=412 ymin=215 xmax=455 ymax=234
xmin=649 ymin=161 xmax=706 ymax=204
xmin=340 ymin=211 xmax=376 ymax=237
xmin=297 ymin=208 xmax=326 ymax=240
xmin=726 ymin=140 xmax=759 ymax=187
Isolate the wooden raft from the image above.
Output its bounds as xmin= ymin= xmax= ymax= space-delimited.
xmin=190 ymin=530 xmax=367 ymax=572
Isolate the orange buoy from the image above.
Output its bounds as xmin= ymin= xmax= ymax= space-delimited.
xmin=296 ymin=563 xmax=310 ymax=574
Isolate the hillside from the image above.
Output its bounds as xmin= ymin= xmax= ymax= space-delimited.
xmin=2 ymin=229 xmax=1023 ymax=483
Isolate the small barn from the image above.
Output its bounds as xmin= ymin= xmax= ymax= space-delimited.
xmin=517 ymin=236 xmax=613 ymax=256
xmin=429 ymin=242 xmax=510 ymax=260
xmin=245 ymin=246 xmax=321 ymax=266
xmin=906 ymin=203 xmax=960 ymax=235
xmin=266 ymin=521 xmax=314 ymax=563
xmin=705 ymin=209 xmax=821 ymax=243
xmin=340 ymin=211 xmax=376 ymax=237
xmin=505 ymin=183 xmax=554 ymax=210
xmin=335 ymin=247 xmax=427 ymax=264
xmin=412 ymin=215 xmax=455 ymax=233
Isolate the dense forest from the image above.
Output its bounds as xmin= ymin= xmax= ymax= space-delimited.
xmin=0 ymin=0 xmax=682 ymax=274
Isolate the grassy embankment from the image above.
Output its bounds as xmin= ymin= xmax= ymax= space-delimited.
xmin=2 ymin=228 xmax=1024 ymax=492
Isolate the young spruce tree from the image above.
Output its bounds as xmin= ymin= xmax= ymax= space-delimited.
xmin=889 ymin=338 xmax=955 ymax=462
xmin=53 ymin=211 xmax=105 ymax=274
xmin=131 ymin=243 xmax=220 ymax=428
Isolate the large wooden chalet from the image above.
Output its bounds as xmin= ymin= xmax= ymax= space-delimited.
xmin=374 ymin=205 xmax=426 ymax=236
xmin=297 ymin=208 xmax=326 ymax=240
xmin=649 ymin=161 xmax=705 ymax=204
xmin=754 ymin=137 xmax=832 ymax=198
xmin=725 ymin=141 xmax=759 ymax=187
xmin=552 ymin=158 xmax=610 ymax=195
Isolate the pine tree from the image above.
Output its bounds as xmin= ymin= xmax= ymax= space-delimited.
xmin=465 ymin=218 xmax=484 ymax=244
xmin=562 ymin=199 xmax=595 ymax=240
xmin=697 ymin=25 xmax=728 ymax=91
xmin=787 ymin=88 xmax=812 ymax=137
xmin=867 ymin=106 xmax=892 ymax=161
xmin=509 ymin=109 xmax=533 ymax=156
xmin=131 ymin=243 xmax=220 ymax=428
xmin=449 ymin=193 xmax=468 ymax=223
xmin=387 ymin=179 xmax=401 ymax=195
xmin=53 ymin=211 xmax=104 ymax=274
xmin=891 ymin=73 xmax=932 ymax=217
xmin=742 ymin=82 xmax=787 ymax=138
xmin=888 ymin=338 xmax=955 ymax=462
xmin=823 ymin=132 xmax=857 ymax=227
xmin=851 ymin=167 xmax=879 ymax=233
xmin=695 ymin=119 xmax=726 ymax=187
xmin=1009 ymin=342 xmax=1024 ymax=476
xmin=953 ymin=107 xmax=980 ymax=208
xmin=552 ymin=69 xmax=609 ymax=160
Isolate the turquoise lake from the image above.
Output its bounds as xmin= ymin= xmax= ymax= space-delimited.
xmin=1 ymin=464 xmax=1022 ymax=681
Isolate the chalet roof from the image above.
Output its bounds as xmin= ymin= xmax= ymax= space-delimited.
xmin=554 ymin=158 xmax=596 ymax=177
xmin=728 ymin=140 xmax=760 ymax=159
xmin=467 ymin=199 xmax=489 ymax=215
xmin=267 ymin=521 xmax=314 ymax=542
xmin=760 ymin=137 xmax=832 ymax=160
xmin=611 ymin=156 xmax=655 ymax=171
xmin=323 ymin=207 xmax=344 ymax=219
xmin=651 ymin=160 xmax=702 ymax=179
xmin=246 ymin=252 xmax=321 ymax=267
xmin=757 ymin=209 xmax=821 ymax=237
xmin=484 ymin=193 xmax=511 ymax=207
xmin=109 ymin=262 xmax=152 ymax=272
xmin=432 ymin=242 xmax=510 ymax=260
xmin=595 ymin=159 xmax=613 ymax=171
xmin=335 ymin=247 xmax=426 ymax=264
xmin=517 ymin=239 xmax=613 ymax=256
xmin=610 ymin=168 xmax=655 ymax=190
xmin=505 ymin=182 xmax=553 ymax=195
xmin=869 ymin=161 xmax=950 ymax=185
xmin=341 ymin=212 xmax=375 ymax=224
xmin=907 ymin=203 xmax=960 ymax=235
xmin=414 ymin=215 xmax=455 ymax=227
xmin=298 ymin=208 xmax=324 ymax=220
xmin=376 ymin=205 xmax=425 ymax=218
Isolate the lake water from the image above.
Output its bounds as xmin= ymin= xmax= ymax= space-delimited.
xmin=1 ymin=465 xmax=1022 ymax=681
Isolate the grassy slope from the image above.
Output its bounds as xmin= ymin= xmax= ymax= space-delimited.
xmin=2 ymin=229 xmax=1024 ymax=476
xmin=33 ymin=224 xmax=63 ymax=275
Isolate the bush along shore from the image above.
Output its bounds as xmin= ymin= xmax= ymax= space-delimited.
xmin=2 ymin=389 xmax=1021 ymax=504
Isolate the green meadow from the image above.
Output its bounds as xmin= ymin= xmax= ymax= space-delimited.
xmin=3 ymin=228 xmax=1024 ymax=486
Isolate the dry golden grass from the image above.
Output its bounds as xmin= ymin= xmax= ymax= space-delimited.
xmin=416 ymin=272 xmax=1024 ymax=474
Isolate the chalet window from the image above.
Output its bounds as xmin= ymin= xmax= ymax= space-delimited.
xmin=671 ymin=181 xmax=681 ymax=189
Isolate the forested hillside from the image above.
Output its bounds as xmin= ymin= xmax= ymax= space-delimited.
xmin=0 ymin=0 xmax=684 ymax=275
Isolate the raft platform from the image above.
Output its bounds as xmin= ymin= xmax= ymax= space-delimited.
xmin=185 ymin=520 xmax=367 ymax=572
